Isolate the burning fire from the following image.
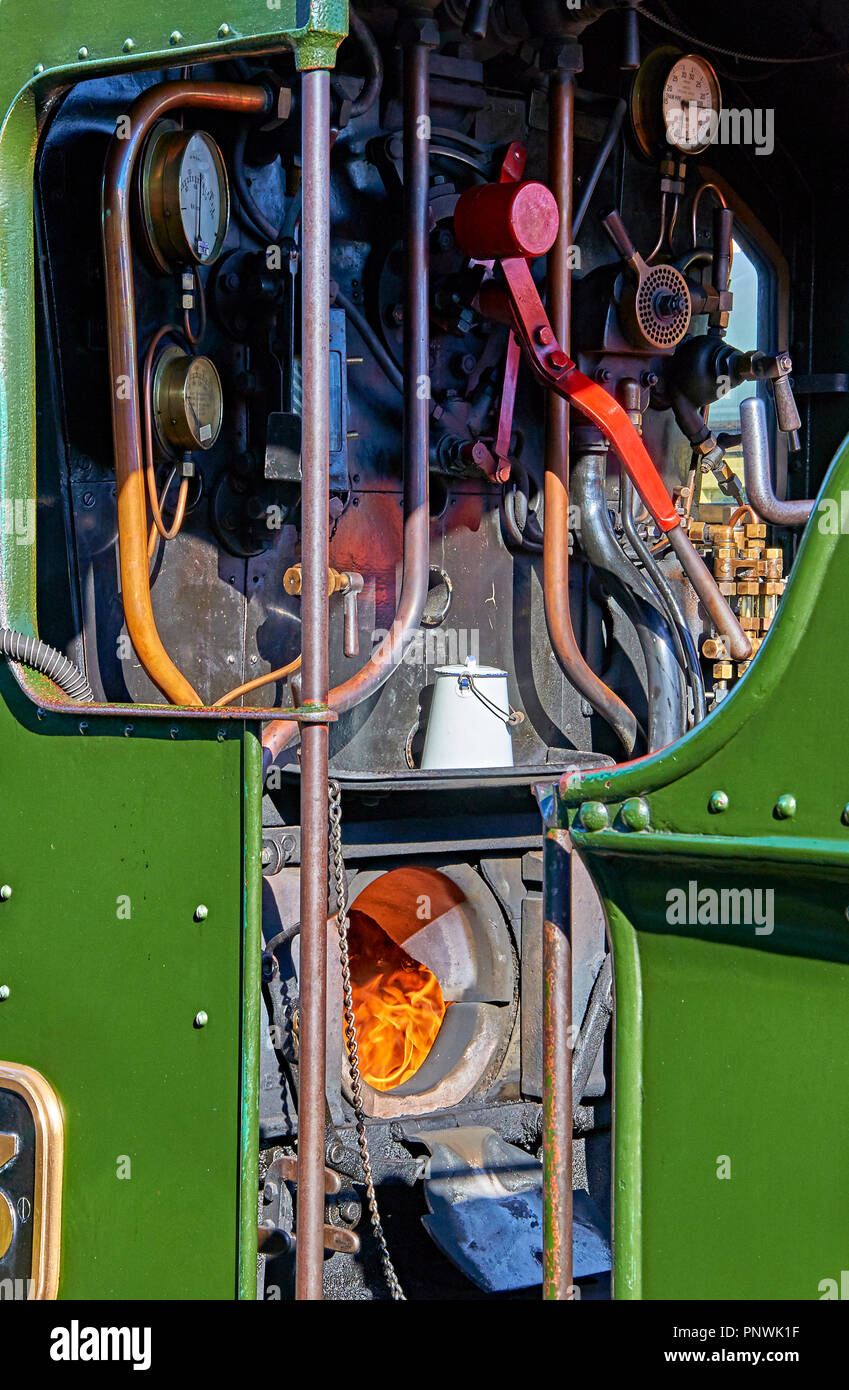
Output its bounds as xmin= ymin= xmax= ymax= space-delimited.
xmin=347 ymin=910 xmax=447 ymax=1091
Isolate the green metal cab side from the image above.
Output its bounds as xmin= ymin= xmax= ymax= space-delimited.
xmin=553 ymin=432 xmax=849 ymax=1299
xmin=0 ymin=0 xmax=344 ymax=1300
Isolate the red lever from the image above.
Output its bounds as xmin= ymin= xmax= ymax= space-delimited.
xmin=455 ymin=181 xmax=681 ymax=533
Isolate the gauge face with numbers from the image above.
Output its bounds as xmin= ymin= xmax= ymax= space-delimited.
xmin=139 ymin=122 xmax=230 ymax=272
xmin=661 ymin=54 xmax=721 ymax=154
xmin=153 ymin=348 xmax=223 ymax=453
xmin=178 ymin=132 xmax=228 ymax=263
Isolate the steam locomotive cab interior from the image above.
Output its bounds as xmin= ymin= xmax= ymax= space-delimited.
xmin=11 ymin=0 xmax=847 ymax=1298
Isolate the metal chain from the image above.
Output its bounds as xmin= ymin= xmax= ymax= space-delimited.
xmin=327 ymin=780 xmax=406 ymax=1301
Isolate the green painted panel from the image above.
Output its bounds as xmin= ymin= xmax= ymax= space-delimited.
xmin=0 ymin=0 xmax=344 ymax=1298
xmin=553 ymin=433 xmax=849 ymax=1300
xmin=0 ymin=673 xmax=262 ymax=1297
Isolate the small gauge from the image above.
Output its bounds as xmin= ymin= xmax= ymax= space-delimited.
xmin=138 ymin=121 xmax=230 ymax=272
xmin=152 ymin=348 xmax=223 ymax=453
xmin=630 ymin=46 xmax=722 ymax=159
xmin=661 ymin=55 xmax=721 ymax=154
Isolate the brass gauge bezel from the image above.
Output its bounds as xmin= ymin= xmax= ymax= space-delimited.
xmin=152 ymin=346 xmax=224 ymax=453
xmin=630 ymin=46 xmax=722 ymax=159
xmin=138 ymin=120 xmax=230 ymax=273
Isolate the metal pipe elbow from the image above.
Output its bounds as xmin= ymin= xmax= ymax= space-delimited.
xmin=740 ymin=396 xmax=813 ymax=527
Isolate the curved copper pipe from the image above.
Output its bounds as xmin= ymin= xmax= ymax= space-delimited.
xmin=102 ymin=80 xmax=270 ymax=706
xmin=543 ymin=72 xmax=638 ymax=755
xmin=262 ymin=38 xmax=434 ymax=767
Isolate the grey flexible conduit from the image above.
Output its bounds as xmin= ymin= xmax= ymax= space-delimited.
xmin=0 ymin=628 xmax=93 ymax=702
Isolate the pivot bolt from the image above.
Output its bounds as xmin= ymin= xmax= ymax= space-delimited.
xmin=578 ymin=801 xmax=609 ymax=832
xmin=620 ymin=797 xmax=651 ymax=831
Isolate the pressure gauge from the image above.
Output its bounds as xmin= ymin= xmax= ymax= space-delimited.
xmin=138 ymin=121 xmax=230 ymax=272
xmin=152 ymin=347 xmax=223 ymax=453
xmin=630 ymin=46 xmax=722 ymax=159
xmin=661 ymin=55 xmax=721 ymax=154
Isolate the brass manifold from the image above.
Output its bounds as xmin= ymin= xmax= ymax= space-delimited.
xmin=689 ymin=516 xmax=786 ymax=692
xmin=284 ymin=565 xmax=364 ymax=659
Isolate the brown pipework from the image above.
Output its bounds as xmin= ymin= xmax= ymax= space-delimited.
xmin=102 ymin=80 xmax=270 ymax=706
xmin=543 ymin=64 xmax=638 ymax=757
xmin=262 ymin=26 xmax=437 ymax=770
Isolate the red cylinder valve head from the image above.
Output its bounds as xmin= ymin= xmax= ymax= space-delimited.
xmin=453 ymin=180 xmax=559 ymax=261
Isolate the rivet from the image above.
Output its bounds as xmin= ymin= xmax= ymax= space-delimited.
xmin=841 ymin=804 xmax=849 ymax=827
xmin=194 ymin=1009 xmax=209 ymax=1028
xmin=194 ymin=905 xmax=209 ymax=922
xmin=0 ymin=885 xmax=12 ymax=901
xmin=578 ymin=800 xmax=609 ymax=832
xmin=218 ymin=23 xmax=232 ymax=38
xmin=0 ymin=986 xmax=9 ymax=1001
xmin=620 ymin=797 xmax=651 ymax=831
xmin=170 ymin=31 xmax=183 ymax=45
xmin=775 ymin=794 xmax=796 ymax=820
xmin=122 ymin=38 xmax=135 ymax=53
xmin=33 ymin=63 xmax=44 ymax=75
xmin=78 ymin=46 xmax=89 ymax=60
xmin=708 ymin=790 xmax=729 ymax=814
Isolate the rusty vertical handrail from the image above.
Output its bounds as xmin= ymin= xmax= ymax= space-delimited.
xmin=101 ymin=80 xmax=270 ymax=706
xmin=261 ymin=18 xmax=438 ymax=771
xmin=294 ymin=66 xmax=332 ymax=1302
xmin=543 ymin=59 xmax=578 ymax=1301
xmin=541 ymin=57 xmax=638 ymax=756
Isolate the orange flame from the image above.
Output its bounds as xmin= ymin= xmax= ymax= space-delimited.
xmin=348 ymin=909 xmax=447 ymax=1091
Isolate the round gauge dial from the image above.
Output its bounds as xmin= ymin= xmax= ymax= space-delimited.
xmin=661 ymin=55 xmax=721 ymax=154
xmin=153 ymin=348 xmax=223 ymax=453
xmin=629 ymin=46 xmax=722 ymax=160
xmin=139 ymin=122 xmax=230 ymax=272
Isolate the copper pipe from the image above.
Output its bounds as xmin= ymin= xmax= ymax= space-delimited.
xmin=213 ymin=655 xmax=302 ymax=708
xmin=262 ymin=31 xmax=435 ymax=769
xmin=102 ymin=80 xmax=269 ymax=706
xmin=542 ymin=68 xmax=638 ymax=758
xmin=294 ymin=67 xmax=331 ymax=1303
xmin=147 ymin=474 xmax=189 ymax=559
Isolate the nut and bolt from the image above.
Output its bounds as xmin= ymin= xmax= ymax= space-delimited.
xmin=326 ymin=1138 xmax=346 ymax=1166
xmin=578 ymin=801 xmax=609 ymax=832
xmin=620 ymin=797 xmax=651 ymax=831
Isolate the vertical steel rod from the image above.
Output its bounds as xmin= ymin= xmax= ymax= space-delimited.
xmin=543 ymin=826 xmax=573 ymax=1299
xmin=542 ymin=60 xmax=579 ymax=1301
xmin=402 ymin=30 xmax=433 ymax=648
xmin=295 ymin=65 xmax=331 ymax=1303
